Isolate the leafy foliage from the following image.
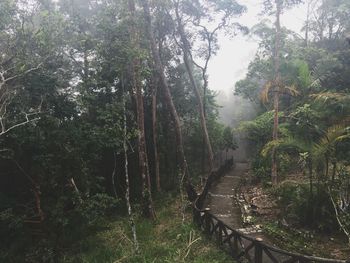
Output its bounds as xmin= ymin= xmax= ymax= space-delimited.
xmin=235 ymin=0 xmax=350 ymax=234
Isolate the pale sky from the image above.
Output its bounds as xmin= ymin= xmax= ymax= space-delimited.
xmin=208 ymin=0 xmax=308 ymax=94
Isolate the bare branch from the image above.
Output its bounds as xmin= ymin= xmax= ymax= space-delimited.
xmin=0 ymin=113 xmax=40 ymax=137
xmin=4 ymin=62 xmax=44 ymax=84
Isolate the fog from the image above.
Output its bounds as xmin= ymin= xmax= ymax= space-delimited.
xmin=209 ymin=0 xmax=308 ymax=126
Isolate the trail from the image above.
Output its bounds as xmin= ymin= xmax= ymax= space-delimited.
xmin=204 ymin=140 xmax=285 ymax=262
xmin=204 ymin=161 xmax=267 ymax=238
xmin=204 ymin=162 xmax=247 ymax=228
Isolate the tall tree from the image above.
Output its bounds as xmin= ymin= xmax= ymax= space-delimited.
xmin=172 ymin=0 xmax=246 ymax=173
xmin=173 ymin=1 xmax=214 ymax=172
xmin=262 ymin=0 xmax=302 ymax=185
xmin=122 ymin=77 xmax=139 ymax=252
xmin=127 ymin=0 xmax=155 ymax=219
xmin=141 ymin=0 xmax=190 ymax=189
xmin=271 ymin=0 xmax=282 ymax=185
xmin=151 ymin=73 xmax=161 ymax=191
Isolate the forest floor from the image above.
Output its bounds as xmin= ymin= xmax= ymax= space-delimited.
xmin=241 ymin=176 xmax=350 ymax=259
xmin=61 ymin=194 xmax=235 ymax=263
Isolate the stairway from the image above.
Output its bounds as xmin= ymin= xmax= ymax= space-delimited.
xmin=204 ymin=162 xmax=248 ymax=228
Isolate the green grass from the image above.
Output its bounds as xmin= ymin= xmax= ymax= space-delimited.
xmin=262 ymin=221 xmax=315 ymax=255
xmin=62 ymin=195 xmax=234 ymax=263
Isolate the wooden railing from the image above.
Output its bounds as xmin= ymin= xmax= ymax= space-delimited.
xmin=192 ymin=158 xmax=349 ymax=263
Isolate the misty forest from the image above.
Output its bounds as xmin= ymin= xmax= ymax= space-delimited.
xmin=1 ymin=0 xmax=350 ymax=262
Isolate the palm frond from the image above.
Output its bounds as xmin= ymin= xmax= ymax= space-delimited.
xmin=260 ymin=81 xmax=273 ymax=103
xmin=334 ymin=134 xmax=350 ymax=142
xmin=312 ymin=124 xmax=348 ymax=160
xmin=311 ymin=92 xmax=350 ymax=103
xmin=260 ymin=82 xmax=299 ymax=103
xmin=261 ymin=139 xmax=283 ymax=157
xmin=282 ymin=85 xmax=300 ymax=96
xmin=261 ymin=137 xmax=310 ymax=157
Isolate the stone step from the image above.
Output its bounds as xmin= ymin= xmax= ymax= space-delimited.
xmin=208 ymin=192 xmax=234 ymax=198
xmin=236 ymin=225 xmax=263 ymax=235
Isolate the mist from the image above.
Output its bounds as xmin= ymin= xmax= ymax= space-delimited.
xmin=216 ymin=90 xmax=257 ymax=128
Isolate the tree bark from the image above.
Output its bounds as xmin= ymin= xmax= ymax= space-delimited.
xmin=13 ymin=160 xmax=44 ymax=221
xmin=122 ymin=80 xmax=139 ymax=252
xmin=111 ymin=151 xmax=118 ymax=198
xmin=128 ymin=0 xmax=155 ymax=219
xmin=304 ymin=0 xmax=312 ymax=47
xmin=141 ymin=0 xmax=189 ymax=186
xmin=174 ymin=7 xmax=214 ymax=172
xmin=152 ymin=77 xmax=161 ymax=192
xmin=308 ymin=160 xmax=314 ymax=224
xmin=271 ymin=0 xmax=281 ymax=186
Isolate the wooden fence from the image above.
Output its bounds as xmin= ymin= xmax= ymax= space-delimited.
xmin=192 ymin=158 xmax=349 ymax=263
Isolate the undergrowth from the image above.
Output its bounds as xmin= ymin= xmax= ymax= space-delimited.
xmin=61 ymin=194 xmax=233 ymax=263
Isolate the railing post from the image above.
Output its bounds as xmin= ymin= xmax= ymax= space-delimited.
xmin=233 ymin=235 xmax=238 ymax=254
xmin=216 ymin=221 xmax=223 ymax=245
xmin=254 ymin=238 xmax=263 ymax=263
xmin=193 ymin=207 xmax=199 ymax=225
xmin=298 ymin=257 xmax=308 ymax=263
xmin=204 ymin=208 xmax=211 ymax=234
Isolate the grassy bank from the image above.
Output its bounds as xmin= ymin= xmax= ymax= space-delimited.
xmin=62 ymin=194 xmax=233 ymax=263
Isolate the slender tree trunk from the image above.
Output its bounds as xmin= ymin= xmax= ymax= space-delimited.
xmin=174 ymin=8 xmax=214 ymax=172
xmin=13 ymin=161 xmax=44 ymax=221
xmin=111 ymin=150 xmax=118 ymax=198
xmin=70 ymin=177 xmax=83 ymax=204
xmin=309 ymin=161 xmax=313 ymax=198
xmin=201 ymin=139 xmax=206 ymax=177
xmin=122 ymin=82 xmax=139 ymax=252
xmin=202 ymin=74 xmax=208 ymax=175
xmin=128 ymin=0 xmax=155 ymax=219
xmin=152 ymin=78 xmax=161 ymax=192
xmin=271 ymin=0 xmax=282 ymax=186
xmin=308 ymin=160 xmax=314 ymax=224
xmin=304 ymin=0 xmax=311 ymax=47
xmin=141 ymin=0 xmax=189 ymax=185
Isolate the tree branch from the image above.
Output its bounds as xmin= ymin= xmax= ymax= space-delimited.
xmin=0 ymin=113 xmax=40 ymax=137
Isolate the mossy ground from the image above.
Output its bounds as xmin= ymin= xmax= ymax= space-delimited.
xmin=62 ymin=194 xmax=234 ymax=263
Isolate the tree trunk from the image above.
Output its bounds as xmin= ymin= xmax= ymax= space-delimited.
xmin=304 ymin=0 xmax=311 ymax=47
xmin=111 ymin=150 xmax=118 ymax=198
xmin=308 ymin=160 xmax=314 ymax=224
xmin=308 ymin=160 xmax=313 ymax=198
xmin=128 ymin=0 xmax=155 ymax=219
xmin=152 ymin=78 xmax=161 ymax=192
xmin=70 ymin=177 xmax=83 ymax=204
xmin=174 ymin=8 xmax=214 ymax=172
xmin=13 ymin=160 xmax=44 ymax=221
xmin=271 ymin=0 xmax=282 ymax=186
xmin=122 ymin=81 xmax=139 ymax=252
xmin=141 ymin=0 xmax=189 ymax=186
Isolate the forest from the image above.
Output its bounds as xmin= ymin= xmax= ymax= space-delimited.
xmin=0 ymin=0 xmax=349 ymax=262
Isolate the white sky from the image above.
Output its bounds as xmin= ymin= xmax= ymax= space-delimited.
xmin=208 ymin=0 xmax=308 ymax=94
